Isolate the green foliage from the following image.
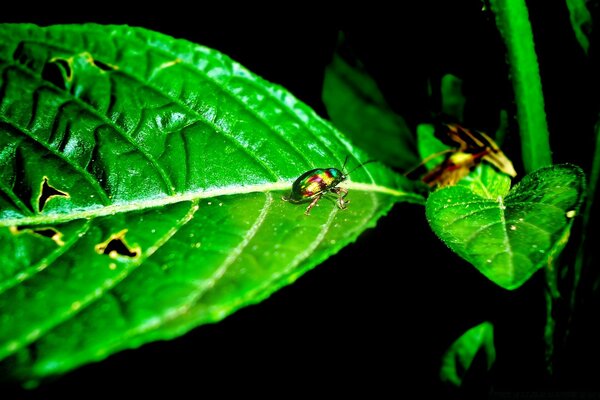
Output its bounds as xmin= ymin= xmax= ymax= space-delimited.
xmin=566 ymin=0 xmax=593 ymax=54
xmin=426 ymin=164 xmax=585 ymax=290
xmin=440 ymin=74 xmax=465 ymax=122
xmin=417 ymin=124 xmax=452 ymax=170
xmin=440 ymin=322 xmax=495 ymax=387
xmin=0 ymin=23 xmax=423 ymax=381
xmin=322 ymin=38 xmax=418 ymax=170
xmin=573 ymin=120 xmax=600 ymax=308
xmin=490 ymin=0 xmax=552 ymax=172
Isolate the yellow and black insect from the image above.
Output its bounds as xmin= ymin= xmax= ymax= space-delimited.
xmin=422 ymin=123 xmax=517 ymax=187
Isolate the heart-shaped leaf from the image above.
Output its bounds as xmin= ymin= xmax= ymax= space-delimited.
xmin=0 ymin=24 xmax=424 ymax=382
xmin=426 ymin=164 xmax=585 ymax=290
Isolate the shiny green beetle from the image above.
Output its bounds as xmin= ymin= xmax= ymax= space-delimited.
xmin=282 ymin=156 xmax=374 ymax=215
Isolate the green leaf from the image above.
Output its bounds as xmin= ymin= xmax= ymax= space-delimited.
xmin=322 ymin=36 xmax=418 ymax=170
xmin=441 ymin=74 xmax=465 ymax=122
xmin=566 ymin=0 xmax=592 ymax=55
xmin=440 ymin=322 xmax=495 ymax=387
xmin=426 ymin=164 xmax=585 ymax=290
xmin=0 ymin=23 xmax=424 ymax=381
xmin=417 ymin=123 xmax=452 ymax=170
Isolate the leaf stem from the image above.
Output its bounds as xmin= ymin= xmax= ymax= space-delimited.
xmin=490 ymin=0 xmax=552 ymax=173
xmin=571 ymin=119 xmax=600 ymax=310
xmin=544 ymin=282 xmax=556 ymax=375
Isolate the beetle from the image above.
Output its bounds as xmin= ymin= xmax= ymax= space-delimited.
xmin=282 ymin=156 xmax=374 ymax=215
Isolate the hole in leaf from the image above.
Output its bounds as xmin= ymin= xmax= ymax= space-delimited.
xmin=78 ymin=52 xmax=115 ymax=71
xmin=12 ymin=41 xmax=35 ymax=68
xmin=10 ymin=226 xmax=64 ymax=246
xmin=95 ymin=229 xmax=139 ymax=258
xmin=92 ymin=59 xmax=115 ymax=71
xmin=38 ymin=177 xmax=69 ymax=212
xmin=41 ymin=57 xmax=73 ymax=90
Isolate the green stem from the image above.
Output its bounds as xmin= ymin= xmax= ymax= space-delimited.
xmin=490 ymin=0 xmax=552 ymax=173
xmin=544 ymin=259 xmax=560 ymax=375
xmin=544 ymin=286 xmax=556 ymax=375
xmin=571 ymin=119 xmax=600 ymax=310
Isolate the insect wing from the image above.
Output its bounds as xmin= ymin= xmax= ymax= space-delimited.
xmin=426 ymin=123 xmax=517 ymax=186
xmin=422 ymin=151 xmax=483 ymax=187
xmin=477 ymin=131 xmax=517 ymax=177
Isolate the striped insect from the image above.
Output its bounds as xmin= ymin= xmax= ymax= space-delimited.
xmin=283 ymin=156 xmax=374 ymax=215
xmin=422 ymin=122 xmax=517 ymax=187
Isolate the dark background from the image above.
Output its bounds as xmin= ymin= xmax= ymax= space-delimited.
xmin=2 ymin=2 xmax=599 ymax=397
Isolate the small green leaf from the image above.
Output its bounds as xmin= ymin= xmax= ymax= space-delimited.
xmin=0 ymin=23 xmax=424 ymax=381
xmin=322 ymin=35 xmax=418 ymax=169
xmin=417 ymin=123 xmax=452 ymax=170
xmin=566 ymin=0 xmax=592 ymax=55
xmin=440 ymin=322 xmax=495 ymax=387
xmin=426 ymin=164 xmax=585 ymax=290
xmin=441 ymin=74 xmax=465 ymax=122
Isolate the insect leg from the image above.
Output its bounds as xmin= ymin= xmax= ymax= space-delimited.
xmin=305 ymin=194 xmax=323 ymax=215
xmin=331 ymin=187 xmax=349 ymax=210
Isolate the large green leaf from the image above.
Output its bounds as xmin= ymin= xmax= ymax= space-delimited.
xmin=0 ymin=24 xmax=423 ymax=381
xmin=322 ymin=37 xmax=418 ymax=170
xmin=426 ymin=164 xmax=585 ymax=290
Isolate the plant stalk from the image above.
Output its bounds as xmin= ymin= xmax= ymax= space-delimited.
xmin=490 ymin=0 xmax=553 ymax=173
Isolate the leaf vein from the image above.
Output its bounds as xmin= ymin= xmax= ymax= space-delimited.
xmin=0 ymin=115 xmax=111 ymax=206
xmin=6 ymin=60 xmax=175 ymax=195
xmin=0 ymin=220 xmax=93 ymax=295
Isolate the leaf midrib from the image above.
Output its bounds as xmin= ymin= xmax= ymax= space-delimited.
xmin=0 ymin=181 xmax=419 ymax=227
xmin=1 ymin=27 xmax=384 ymax=220
xmin=32 ymin=193 xmax=338 ymax=375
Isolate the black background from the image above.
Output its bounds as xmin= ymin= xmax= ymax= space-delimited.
xmin=2 ymin=2 xmax=600 ymax=397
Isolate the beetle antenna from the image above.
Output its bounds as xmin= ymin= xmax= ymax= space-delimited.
xmin=342 ymin=155 xmax=350 ymax=171
xmin=403 ymin=149 xmax=454 ymax=177
xmin=346 ymin=159 xmax=377 ymax=176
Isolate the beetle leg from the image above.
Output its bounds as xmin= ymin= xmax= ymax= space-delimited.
xmin=305 ymin=194 xmax=323 ymax=215
xmin=331 ymin=187 xmax=349 ymax=210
